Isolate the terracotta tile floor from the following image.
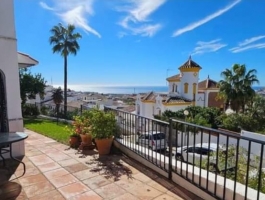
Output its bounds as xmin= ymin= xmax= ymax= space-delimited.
xmin=0 ymin=129 xmax=202 ymax=200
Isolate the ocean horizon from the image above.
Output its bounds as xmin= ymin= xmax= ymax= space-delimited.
xmin=53 ymin=85 xmax=264 ymax=94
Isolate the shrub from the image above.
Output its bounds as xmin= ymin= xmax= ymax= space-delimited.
xmin=22 ymin=104 xmax=40 ymax=117
xmin=40 ymin=106 xmax=48 ymax=115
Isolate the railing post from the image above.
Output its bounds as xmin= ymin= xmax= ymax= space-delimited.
xmin=168 ymin=118 xmax=173 ymax=180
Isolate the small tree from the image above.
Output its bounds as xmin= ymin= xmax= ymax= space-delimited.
xmin=19 ymin=68 xmax=46 ymax=105
xmin=52 ymin=87 xmax=63 ymax=122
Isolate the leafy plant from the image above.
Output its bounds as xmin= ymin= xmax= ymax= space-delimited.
xmin=71 ymin=115 xmax=91 ymax=135
xmin=69 ymin=132 xmax=80 ymax=138
xmin=22 ymin=104 xmax=40 ymax=116
xmin=89 ymin=109 xmax=118 ymax=139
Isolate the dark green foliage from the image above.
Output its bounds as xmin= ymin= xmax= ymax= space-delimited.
xmin=19 ymin=69 xmax=46 ymax=105
xmin=218 ymin=64 xmax=259 ymax=113
xmin=218 ymin=113 xmax=261 ymax=133
xmin=155 ymin=106 xmax=221 ymax=129
xmin=40 ymin=106 xmax=48 ymax=115
xmin=22 ymin=104 xmax=40 ymax=117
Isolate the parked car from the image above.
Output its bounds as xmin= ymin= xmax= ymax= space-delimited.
xmin=136 ymin=131 xmax=168 ymax=151
xmin=175 ymin=143 xmax=236 ymax=173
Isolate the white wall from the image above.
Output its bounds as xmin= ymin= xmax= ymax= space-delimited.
xmin=168 ymin=82 xmax=181 ymax=94
xmin=141 ymin=103 xmax=154 ymax=118
xmin=180 ymin=71 xmax=199 ymax=100
xmin=0 ymin=0 xmax=25 ymax=156
xmin=196 ymin=93 xmax=205 ymax=107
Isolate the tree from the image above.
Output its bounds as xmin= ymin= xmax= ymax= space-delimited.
xmin=218 ymin=64 xmax=259 ymax=113
xmin=19 ymin=68 xmax=46 ymax=105
xmin=49 ymin=23 xmax=82 ymax=117
xmin=52 ymin=87 xmax=63 ymax=123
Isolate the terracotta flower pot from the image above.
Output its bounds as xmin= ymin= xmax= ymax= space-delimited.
xmin=69 ymin=136 xmax=80 ymax=148
xmin=95 ymin=137 xmax=114 ymax=155
xmin=80 ymin=134 xmax=92 ymax=145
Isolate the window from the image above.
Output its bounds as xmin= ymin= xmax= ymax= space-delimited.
xmin=172 ymin=84 xmax=175 ymax=92
xmin=193 ymin=83 xmax=197 ymax=94
xmin=175 ymin=85 xmax=178 ymax=92
xmin=184 ymin=83 xmax=189 ymax=93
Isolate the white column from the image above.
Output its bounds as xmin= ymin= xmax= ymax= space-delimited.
xmin=0 ymin=0 xmax=25 ymax=157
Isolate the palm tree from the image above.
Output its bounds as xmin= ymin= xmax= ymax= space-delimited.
xmin=218 ymin=64 xmax=259 ymax=113
xmin=52 ymin=87 xmax=63 ymax=122
xmin=49 ymin=23 xmax=82 ymax=117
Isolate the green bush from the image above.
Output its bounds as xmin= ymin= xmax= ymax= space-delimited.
xmin=218 ymin=113 xmax=260 ymax=133
xmin=40 ymin=106 xmax=48 ymax=115
xmin=22 ymin=104 xmax=40 ymax=117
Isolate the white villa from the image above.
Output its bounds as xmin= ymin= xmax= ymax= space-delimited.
xmin=136 ymin=57 xmax=223 ymax=119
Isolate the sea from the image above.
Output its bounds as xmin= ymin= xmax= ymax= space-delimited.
xmin=77 ymin=86 xmax=264 ymax=94
xmin=83 ymin=86 xmax=169 ymax=94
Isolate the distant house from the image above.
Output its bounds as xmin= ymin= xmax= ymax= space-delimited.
xmin=136 ymin=57 xmax=223 ymax=119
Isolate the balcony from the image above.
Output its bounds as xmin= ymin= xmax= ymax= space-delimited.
xmin=0 ymin=129 xmax=200 ymax=199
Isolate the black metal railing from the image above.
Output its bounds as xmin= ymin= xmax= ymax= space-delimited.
xmin=106 ymin=107 xmax=265 ymax=200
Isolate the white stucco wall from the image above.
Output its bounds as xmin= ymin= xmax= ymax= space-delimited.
xmin=180 ymin=71 xmax=199 ymax=100
xmin=0 ymin=0 xmax=25 ymax=157
xmin=196 ymin=93 xmax=205 ymax=107
xmin=168 ymin=82 xmax=181 ymax=94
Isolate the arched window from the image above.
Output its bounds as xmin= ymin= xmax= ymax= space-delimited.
xmin=184 ymin=83 xmax=189 ymax=93
xmin=193 ymin=83 xmax=197 ymax=94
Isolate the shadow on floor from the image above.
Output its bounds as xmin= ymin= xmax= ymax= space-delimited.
xmin=85 ymin=154 xmax=133 ymax=182
xmin=120 ymin=154 xmax=203 ymax=200
xmin=0 ymin=158 xmax=24 ymax=200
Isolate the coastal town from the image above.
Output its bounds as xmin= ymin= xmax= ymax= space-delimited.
xmin=2 ymin=1 xmax=265 ymax=200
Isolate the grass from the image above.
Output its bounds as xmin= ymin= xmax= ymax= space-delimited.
xmin=23 ymin=117 xmax=72 ymax=144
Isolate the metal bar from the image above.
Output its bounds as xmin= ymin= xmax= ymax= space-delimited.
xmin=222 ymin=136 xmax=229 ymax=199
xmin=257 ymin=144 xmax=264 ymax=200
xmin=245 ymin=141 xmax=252 ymax=200
xmin=206 ymin=131 xmax=211 ymax=191
xmin=186 ymin=124 xmax=189 ymax=179
xmin=192 ymin=126 xmax=196 ymax=183
xmin=199 ymin=128 xmax=203 ymax=187
xmin=180 ymin=123 xmax=183 ymax=176
xmin=168 ymin=118 xmax=173 ymax=180
xmin=214 ymin=132 xmax=220 ymax=196
xmin=233 ymin=138 xmax=240 ymax=200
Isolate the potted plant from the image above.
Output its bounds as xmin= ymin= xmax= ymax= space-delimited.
xmin=89 ymin=108 xmax=118 ymax=155
xmin=69 ymin=132 xmax=80 ymax=148
xmin=73 ymin=115 xmax=92 ymax=146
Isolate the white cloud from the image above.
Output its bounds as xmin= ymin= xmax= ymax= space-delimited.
xmin=172 ymin=0 xmax=241 ymax=37
xmin=117 ymin=0 xmax=166 ymax=37
xmin=191 ymin=39 xmax=227 ymax=55
xmin=238 ymin=35 xmax=265 ymax=46
xmin=39 ymin=2 xmax=54 ymax=11
xmin=230 ymin=35 xmax=265 ymax=53
xmin=39 ymin=0 xmax=101 ymax=38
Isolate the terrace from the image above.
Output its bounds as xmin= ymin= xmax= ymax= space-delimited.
xmin=0 ymin=129 xmax=200 ymax=200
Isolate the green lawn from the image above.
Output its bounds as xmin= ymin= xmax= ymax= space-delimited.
xmin=23 ymin=118 xmax=71 ymax=144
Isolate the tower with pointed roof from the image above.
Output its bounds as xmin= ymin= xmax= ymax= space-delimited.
xmin=178 ymin=56 xmax=201 ymax=100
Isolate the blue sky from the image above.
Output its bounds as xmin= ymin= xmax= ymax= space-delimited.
xmin=15 ymin=0 xmax=265 ymax=89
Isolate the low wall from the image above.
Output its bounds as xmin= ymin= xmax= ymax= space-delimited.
xmin=114 ymin=138 xmax=265 ymax=200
